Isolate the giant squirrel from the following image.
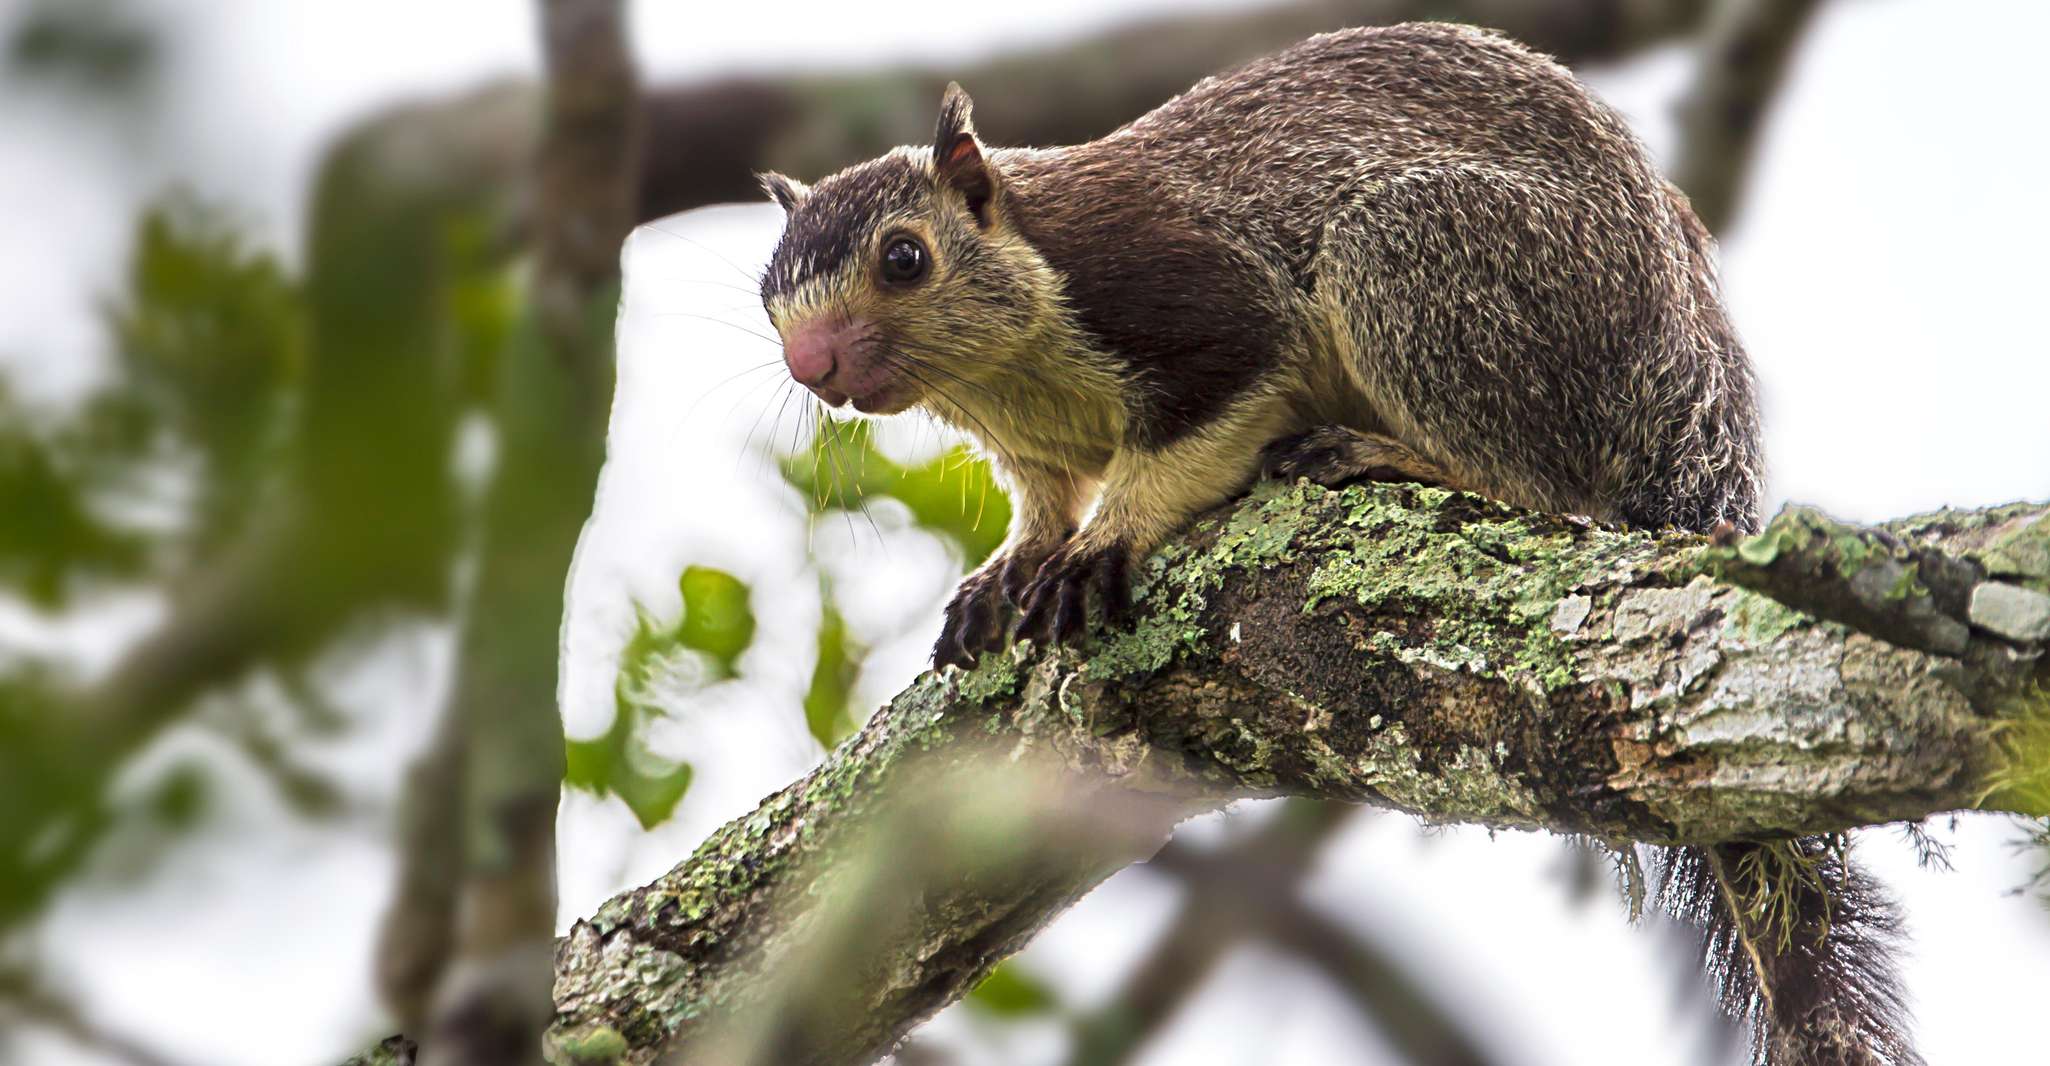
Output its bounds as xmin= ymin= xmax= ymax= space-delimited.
xmin=755 ymin=23 xmax=1914 ymax=1066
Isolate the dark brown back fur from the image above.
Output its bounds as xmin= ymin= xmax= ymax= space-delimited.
xmin=1002 ymin=23 xmax=1762 ymax=529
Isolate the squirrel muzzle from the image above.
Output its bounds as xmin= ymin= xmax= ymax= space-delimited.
xmin=777 ymin=314 xmax=917 ymax=414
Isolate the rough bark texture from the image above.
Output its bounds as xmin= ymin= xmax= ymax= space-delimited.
xmin=530 ymin=481 xmax=2047 ymax=1066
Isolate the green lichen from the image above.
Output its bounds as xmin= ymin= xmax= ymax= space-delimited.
xmin=1725 ymin=588 xmax=1808 ymax=644
xmin=1300 ymin=721 xmax=1545 ymax=826
xmin=1081 ymin=480 xmax=1638 ymax=692
xmin=1724 ymin=506 xmax=1879 ymax=582
xmin=551 ymin=1024 xmax=629 ymax=1065
xmin=1293 ymin=483 xmax=1631 ymax=692
xmin=1727 ymin=837 xmax=1848 ymax=952
xmin=956 ymin=646 xmax=1026 ymax=705
xmin=1085 ymin=482 xmax=1325 ymax=681
xmin=1197 ymin=717 xmax=1279 ymax=787
xmin=1981 ymin=512 xmax=2050 ymax=591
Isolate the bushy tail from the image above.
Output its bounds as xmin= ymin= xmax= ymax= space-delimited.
xmin=1654 ymin=838 xmax=1921 ymax=1066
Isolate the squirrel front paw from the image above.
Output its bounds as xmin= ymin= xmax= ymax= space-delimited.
xmin=933 ymin=542 xmax=1063 ymax=669
xmin=1016 ymin=541 xmax=1130 ymax=646
xmin=934 ymin=567 xmax=1007 ymax=669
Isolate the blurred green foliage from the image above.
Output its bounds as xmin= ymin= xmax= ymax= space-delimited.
xmin=803 ymin=603 xmax=861 ymax=749
xmin=783 ymin=418 xmax=1011 ymax=567
xmin=965 ymin=960 xmax=1060 ymax=1018
xmin=1 ymin=186 xmax=1030 ymax=968
xmin=566 ymin=567 xmax=755 ymax=829
xmin=0 ymin=199 xmax=317 ymax=922
xmin=0 ymin=390 xmax=146 ymax=606
xmin=104 ymin=198 xmax=305 ymax=549
xmin=579 ymin=415 xmax=1017 ymax=812
xmin=5 ymin=0 xmax=156 ymax=96
xmin=780 ymin=418 xmax=1012 ymax=750
xmin=0 ymin=671 xmax=102 ymax=923
xmin=563 ymin=698 xmax=694 ymax=832
xmin=0 ymin=198 xmax=303 ymax=607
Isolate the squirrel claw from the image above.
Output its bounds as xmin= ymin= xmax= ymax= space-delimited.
xmin=1015 ymin=542 xmax=1130 ymax=645
xmin=934 ymin=568 xmax=1006 ymax=668
xmin=999 ymin=550 xmax=1045 ymax=607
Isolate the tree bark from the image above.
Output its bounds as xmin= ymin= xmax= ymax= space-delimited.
xmin=519 ymin=482 xmax=2048 ymax=1066
xmin=374 ymin=3 xmax=641 ymax=1065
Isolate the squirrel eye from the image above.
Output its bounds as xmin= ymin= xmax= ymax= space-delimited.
xmin=879 ymin=236 xmax=929 ymax=285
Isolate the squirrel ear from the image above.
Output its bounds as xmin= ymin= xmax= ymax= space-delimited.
xmin=757 ymin=171 xmax=808 ymax=213
xmin=933 ymin=82 xmax=995 ymax=225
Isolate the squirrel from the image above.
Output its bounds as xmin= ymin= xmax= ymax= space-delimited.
xmin=756 ymin=23 xmax=1915 ymax=1066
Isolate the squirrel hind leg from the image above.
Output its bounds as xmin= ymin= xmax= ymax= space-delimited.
xmin=1261 ymin=425 xmax=1459 ymax=492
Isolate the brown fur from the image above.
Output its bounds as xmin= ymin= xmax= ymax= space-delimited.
xmin=753 ymin=25 xmax=1919 ymax=1066
xmin=760 ymin=24 xmax=1761 ymax=668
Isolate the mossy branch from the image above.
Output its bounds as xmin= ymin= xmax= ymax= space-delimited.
xmin=512 ymin=482 xmax=2045 ymax=1066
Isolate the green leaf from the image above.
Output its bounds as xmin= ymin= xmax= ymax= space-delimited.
xmin=564 ymin=720 xmax=693 ymax=831
xmin=565 ymin=630 xmax=696 ymax=832
xmin=802 ymin=602 xmax=860 ymax=748
xmin=0 ymin=402 xmax=145 ymax=605
xmin=679 ymin=565 xmax=755 ymax=674
xmin=569 ymin=566 xmax=759 ymax=828
xmin=965 ymin=960 xmax=1059 ymax=1017
xmin=102 ymin=195 xmax=305 ymax=552
xmin=781 ymin=420 xmax=1011 ymax=566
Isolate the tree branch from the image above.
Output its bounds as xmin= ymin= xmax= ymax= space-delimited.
xmin=1670 ymin=0 xmax=1826 ymax=233
xmin=530 ymin=482 xmax=2046 ymax=1065
xmin=279 ymin=2 xmax=1715 ymax=234
xmin=379 ymin=4 xmax=642 ymax=1066
xmin=641 ymin=0 xmax=1717 ymax=219
xmin=1068 ymin=802 xmax=1500 ymax=1066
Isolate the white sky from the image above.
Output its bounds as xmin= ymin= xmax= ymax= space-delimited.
xmin=3 ymin=1 xmax=2048 ymax=1065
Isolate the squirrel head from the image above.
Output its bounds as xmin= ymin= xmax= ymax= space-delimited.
xmin=758 ymin=84 xmax=1060 ymax=416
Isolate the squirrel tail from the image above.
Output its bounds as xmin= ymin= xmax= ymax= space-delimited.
xmin=1654 ymin=838 xmax=1922 ymax=1066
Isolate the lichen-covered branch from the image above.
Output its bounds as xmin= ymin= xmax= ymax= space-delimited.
xmin=536 ymin=482 xmax=2047 ymax=1066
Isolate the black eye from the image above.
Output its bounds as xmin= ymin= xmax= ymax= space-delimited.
xmin=879 ymin=236 xmax=929 ymax=285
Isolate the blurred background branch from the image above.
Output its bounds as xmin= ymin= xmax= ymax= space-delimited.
xmin=376 ymin=3 xmax=640 ymax=1065
xmin=1671 ymin=0 xmax=1826 ymax=232
xmin=1067 ymin=802 xmax=1500 ymax=1066
xmin=0 ymin=968 xmax=187 ymax=1066
xmin=632 ymin=0 xmax=1722 ymax=219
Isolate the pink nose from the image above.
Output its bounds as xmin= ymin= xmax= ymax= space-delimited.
xmin=781 ymin=317 xmax=866 ymax=390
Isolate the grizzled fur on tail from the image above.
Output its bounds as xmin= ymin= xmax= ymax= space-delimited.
xmin=1654 ymin=840 xmax=1920 ymax=1066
